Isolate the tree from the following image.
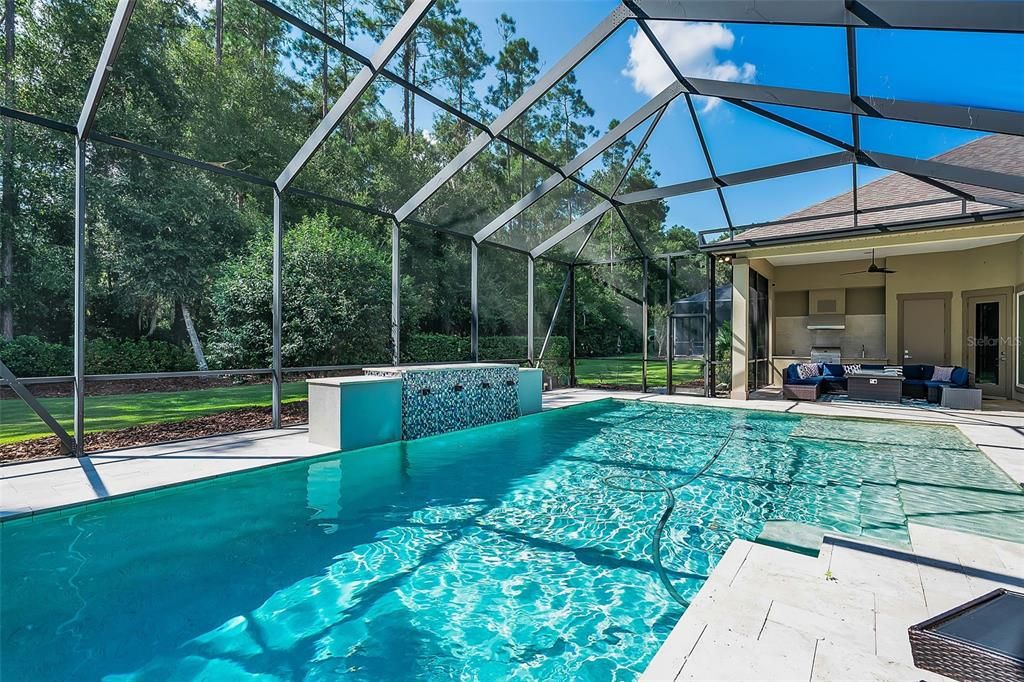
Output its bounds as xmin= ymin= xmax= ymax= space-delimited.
xmin=542 ymin=73 xmax=597 ymax=166
xmin=1 ymin=0 xmax=673 ymax=381
xmin=487 ymin=14 xmax=541 ymax=195
xmin=424 ymin=15 xmax=490 ymax=140
xmin=206 ymin=213 xmax=402 ymax=368
xmin=2 ymin=0 xmax=17 ymax=339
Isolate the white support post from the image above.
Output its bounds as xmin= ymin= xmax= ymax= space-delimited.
xmin=731 ymin=259 xmax=750 ymax=400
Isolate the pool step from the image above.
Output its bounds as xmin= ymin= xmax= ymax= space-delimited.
xmin=754 ymin=520 xmax=829 ymax=557
xmin=857 ymin=483 xmax=911 ymax=547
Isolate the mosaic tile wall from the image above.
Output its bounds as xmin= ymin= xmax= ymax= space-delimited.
xmin=364 ymin=366 xmax=520 ymax=439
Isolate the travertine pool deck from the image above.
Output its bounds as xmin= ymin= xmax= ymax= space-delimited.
xmin=641 ymin=525 xmax=1023 ymax=681
xmin=3 ymin=388 xmax=1022 ymax=680
xmin=0 ymin=426 xmax=338 ymax=518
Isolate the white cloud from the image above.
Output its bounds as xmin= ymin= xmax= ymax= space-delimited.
xmin=622 ymin=22 xmax=756 ymax=111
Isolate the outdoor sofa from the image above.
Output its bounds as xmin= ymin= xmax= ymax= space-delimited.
xmin=782 ymin=363 xmax=970 ymax=401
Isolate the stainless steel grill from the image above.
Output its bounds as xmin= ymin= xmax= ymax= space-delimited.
xmin=810 ymin=348 xmax=842 ymax=364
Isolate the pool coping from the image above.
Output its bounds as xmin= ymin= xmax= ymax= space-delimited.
xmin=3 ymin=389 xmax=1021 ymax=524
xmin=0 ymin=393 xmax=611 ymax=524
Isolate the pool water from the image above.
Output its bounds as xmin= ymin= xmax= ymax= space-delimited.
xmin=3 ymin=400 xmax=1023 ymax=681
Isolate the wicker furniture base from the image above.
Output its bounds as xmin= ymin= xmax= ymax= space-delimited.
xmin=941 ymin=386 xmax=983 ymax=410
xmin=909 ymin=589 xmax=1024 ymax=682
xmin=783 ymin=382 xmax=821 ymax=401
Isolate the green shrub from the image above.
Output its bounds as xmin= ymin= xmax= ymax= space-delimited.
xmin=538 ymin=336 xmax=570 ymax=382
xmin=0 ymin=336 xmax=196 ymax=377
xmin=86 ymin=338 xmax=196 ymax=374
xmin=0 ymin=336 xmax=73 ymax=377
xmin=401 ymin=333 xmax=569 ymax=381
xmin=714 ymin=321 xmax=732 ymax=388
xmin=207 ymin=214 xmax=396 ymax=369
xmin=479 ymin=336 xmax=529 ymax=361
xmin=402 ymin=334 xmax=470 ymax=363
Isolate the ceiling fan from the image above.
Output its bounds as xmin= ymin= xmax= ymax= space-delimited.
xmin=841 ymin=249 xmax=896 ymax=276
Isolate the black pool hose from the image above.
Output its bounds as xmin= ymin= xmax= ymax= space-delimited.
xmin=603 ymin=425 xmax=741 ymax=608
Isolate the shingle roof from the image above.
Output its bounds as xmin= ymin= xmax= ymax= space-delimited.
xmin=721 ymin=134 xmax=1024 ymax=245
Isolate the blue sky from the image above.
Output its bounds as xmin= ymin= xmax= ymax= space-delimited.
xmin=365 ymin=1 xmax=1022 ymax=233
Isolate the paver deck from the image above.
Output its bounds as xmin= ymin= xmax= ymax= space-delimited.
xmin=642 ymin=524 xmax=1023 ymax=681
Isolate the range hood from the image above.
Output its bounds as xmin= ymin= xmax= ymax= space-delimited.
xmin=807 ymin=314 xmax=846 ymax=330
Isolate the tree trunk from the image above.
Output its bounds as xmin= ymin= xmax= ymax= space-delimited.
xmin=402 ymin=43 xmax=412 ymax=136
xmin=215 ymin=0 xmax=224 ymax=65
xmin=409 ymin=48 xmax=417 ymax=137
xmin=320 ymin=0 xmax=329 ymax=117
xmin=181 ymin=302 xmax=209 ymax=371
xmin=2 ymin=0 xmax=17 ymax=340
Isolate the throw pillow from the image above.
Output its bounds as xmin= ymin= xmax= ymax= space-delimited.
xmin=843 ymin=364 xmax=862 ymax=374
xmin=932 ymin=365 xmax=955 ymax=382
xmin=796 ymin=363 xmax=820 ymax=380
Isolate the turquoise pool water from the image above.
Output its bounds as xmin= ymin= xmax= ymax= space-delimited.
xmin=3 ymin=399 xmax=1023 ymax=681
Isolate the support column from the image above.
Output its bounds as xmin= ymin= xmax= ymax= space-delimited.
xmin=641 ymin=256 xmax=648 ymax=393
xmin=271 ymin=191 xmax=283 ymax=428
xmin=527 ymin=256 xmax=535 ymax=365
xmin=392 ymin=219 xmax=401 ymax=365
xmin=665 ymin=255 xmax=672 ymax=394
xmin=73 ymin=137 xmax=86 ymax=456
xmin=731 ymin=258 xmax=750 ymax=400
xmin=569 ymin=265 xmax=576 ymax=387
xmin=470 ymin=241 xmax=479 ymax=362
xmin=706 ymin=253 xmax=717 ymax=398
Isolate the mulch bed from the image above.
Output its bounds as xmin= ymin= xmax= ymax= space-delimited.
xmin=0 ymin=375 xmax=272 ymax=400
xmin=0 ymin=370 xmax=362 ymax=400
xmin=0 ymin=401 xmax=310 ymax=464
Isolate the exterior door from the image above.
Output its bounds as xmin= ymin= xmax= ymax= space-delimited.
xmin=899 ymin=294 xmax=950 ymax=366
xmin=748 ymin=270 xmax=769 ymax=391
xmin=965 ymin=291 xmax=1010 ymax=398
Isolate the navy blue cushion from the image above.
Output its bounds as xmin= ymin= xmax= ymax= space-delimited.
xmin=903 ymin=378 xmax=928 ymax=387
xmin=861 ymin=364 xmax=884 ymax=371
xmin=786 ymin=363 xmax=827 ymax=383
xmin=903 ymin=364 xmax=929 ymax=380
xmin=822 ymin=364 xmax=845 ymax=377
xmin=951 ymin=367 xmax=969 ymax=386
xmin=785 ymin=364 xmax=800 ymax=383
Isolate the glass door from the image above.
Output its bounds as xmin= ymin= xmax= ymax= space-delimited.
xmin=748 ymin=271 xmax=770 ymax=391
xmin=966 ymin=292 xmax=1009 ymax=398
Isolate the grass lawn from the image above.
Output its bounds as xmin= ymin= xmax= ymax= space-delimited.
xmin=576 ymin=355 xmax=703 ymax=387
xmin=2 ymin=359 xmax=705 ymax=445
xmin=0 ymin=382 xmax=308 ymax=445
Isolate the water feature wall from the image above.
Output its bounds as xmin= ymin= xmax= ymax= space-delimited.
xmin=309 ymin=364 xmax=542 ymax=449
xmin=365 ymin=364 xmax=521 ymax=439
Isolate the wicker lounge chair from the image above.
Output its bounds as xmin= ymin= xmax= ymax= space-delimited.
xmin=909 ymin=588 xmax=1024 ymax=682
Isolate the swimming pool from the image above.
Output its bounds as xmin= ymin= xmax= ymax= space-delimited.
xmin=3 ymin=399 xmax=1023 ymax=680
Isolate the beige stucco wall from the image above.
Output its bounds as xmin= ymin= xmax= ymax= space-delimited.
xmin=769 ymin=242 xmax=1019 ymax=364
xmin=725 ymin=218 xmax=1024 ymax=399
xmin=883 ymin=242 xmax=1018 ymax=364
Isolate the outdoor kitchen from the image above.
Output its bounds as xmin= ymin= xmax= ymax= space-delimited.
xmin=772 ymin=287 xmax=888 ymax=378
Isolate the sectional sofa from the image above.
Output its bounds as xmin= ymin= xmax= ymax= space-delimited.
xmin=782 ymin=363 xmax=970 ymax=401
